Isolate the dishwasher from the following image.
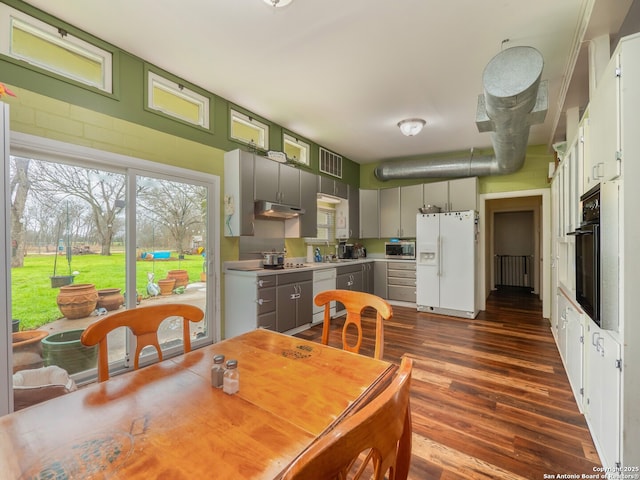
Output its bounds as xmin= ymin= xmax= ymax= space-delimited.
xmin=312 ymin=268 xmax=336 ymax=324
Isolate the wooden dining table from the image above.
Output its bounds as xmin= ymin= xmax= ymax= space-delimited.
xmin=0 ymin=328 xmax=396 ymax=479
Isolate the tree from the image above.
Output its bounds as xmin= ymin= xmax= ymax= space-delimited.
xmin=9 ymin=156 xmax=31 ymax=267
xmin=138 ymin=179 xmax=206 ymax=253
xmin=31 ymin=162 xmax=126 ymax=255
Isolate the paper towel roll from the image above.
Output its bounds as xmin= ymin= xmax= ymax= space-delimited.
xmin=306 ymin=245 xmax=314 ymax=263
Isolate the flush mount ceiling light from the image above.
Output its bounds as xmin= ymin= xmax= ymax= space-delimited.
xmin=263 ymin=0 xmax=293 ymax=7
xmin=397 ymin=118 xmax=426 ymax=136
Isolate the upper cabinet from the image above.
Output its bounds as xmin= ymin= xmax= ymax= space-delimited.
xmin=586 ymin=45 xmax=622 ymax=192
xmin=254 ymin=159 xmax=300 ymax=206
xmin=348 ymin=185 xmax=359 ymax=240
xmin=359 ymin=189 xmax=379 ymax=238
xmin=224 ymin=149 xmax=256 ymax=236
xmin=380 ymin=184 xmax=422 ymax=238
xmin=318 ymin=175 xmax=348 ymax=199
xmin=424 ymin=177 xmax=478 ymax=212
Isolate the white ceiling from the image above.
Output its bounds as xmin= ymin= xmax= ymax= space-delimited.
xmin=22 ymin=0 xmax=633 ymax=164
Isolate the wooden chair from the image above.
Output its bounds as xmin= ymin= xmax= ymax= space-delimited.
xmin=315 ymin=289 xmax=392 ymax=360
xmin=280 ymin=357 xmax=413 ymax=480
xmin=80 ymin=303 xmax=205 ymax=382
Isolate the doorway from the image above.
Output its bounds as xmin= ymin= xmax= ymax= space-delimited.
xmin=479 ymin=189 xmax=550 ymax=318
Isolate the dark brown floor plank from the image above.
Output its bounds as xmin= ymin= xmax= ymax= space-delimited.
xmin=296 ymin=287 xmax=600 ymax=479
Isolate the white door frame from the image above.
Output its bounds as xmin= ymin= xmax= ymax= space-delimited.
xmin=479 ymin=188 xmax=551 ymax=318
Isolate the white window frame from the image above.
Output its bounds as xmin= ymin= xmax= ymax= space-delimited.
xmin=0 ymin=4 xmax=113 ymax=93
xmin=307 ymin=206 xmax=335 ymax=244
xmin=230 ymin=109 xmax=269 ymax=150
xmin=283 ymin=133 xmax=310 ymax=166
xmin=147 ymin=71 xmax=210 ymax=129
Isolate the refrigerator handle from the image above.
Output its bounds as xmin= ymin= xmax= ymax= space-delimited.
xmin=437 ymin=235 xmax=442 ymax=276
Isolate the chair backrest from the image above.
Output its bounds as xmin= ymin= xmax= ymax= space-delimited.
xmin=80 ymin=303 xmax=204 ymax=382
xmin=315 ymin=289 xmax=392 ymax=360
xmin=281 ymin=357 xmax=413 ymax=480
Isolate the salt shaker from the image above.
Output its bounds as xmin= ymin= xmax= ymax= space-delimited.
xmin=223 ymin=359 xmax=239 ymax=395
xmin=211 ymin=354 xmax=225 ymax=388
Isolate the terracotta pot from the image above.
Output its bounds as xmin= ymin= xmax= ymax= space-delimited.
xmin=167 ymin=269 xmax=189 ymax=288
xmin=12 ymin=330 xmax=48 ymax=373
xmin=56 ymin=283 xmax=98 ymax=319
xmin=158 ymin=278 xmax=176 ymax=296
xmin=97 ymin=288 xmax=125 ymax=311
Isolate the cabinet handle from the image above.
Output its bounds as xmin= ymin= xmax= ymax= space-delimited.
xmin=257 ymin=279 xmax=273 ymax=287
xmin=256 ymin=298 xmax=273 ymax=305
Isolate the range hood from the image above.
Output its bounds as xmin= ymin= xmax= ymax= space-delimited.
xmin=255 ymin=200 xmax=305 ymax=219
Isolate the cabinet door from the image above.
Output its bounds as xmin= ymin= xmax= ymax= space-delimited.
xmin=400 ymin=184 xmax=422 ymax=237
xmin=374 ymin=261 xmax=387 ymax=299
xmin=588 ymin=54 xmax=620 ymax=188
xmin=379 ymin=187 xmax=400 ymax=238
xmin=348 ymin=185 xmax=359 ymax=239
xmin=448 ymin=177 xmax=477 ymax=212
xmin=334 ymin=180 xmax=348 ymax=199
xmin=278 ymin=163 xmax=301 ymax=206
xmin=359 ymin=189 xmax=379 ymax=238
xmin=351 ymin=271 xmax=363 ymax=292
xmin=423 ymin=181 xmax=449 ymax=212
xmin=276 ymin=284 xmax=297 ymax=332
xmin=296 ymin=280 xmax=313 ymax=327
xmin=585 ymin=324 xmax=621 ymax=467
xmin=299 ymin=170 xmax=318 ymax=238
xmin=254 ymin=158 xmax=280 ymax=203
xmin=565 ymin=306 xmax=584 ymax=408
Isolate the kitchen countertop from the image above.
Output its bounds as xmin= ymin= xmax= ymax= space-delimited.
xmin=225 ymin=258 xmax=371 ymax=275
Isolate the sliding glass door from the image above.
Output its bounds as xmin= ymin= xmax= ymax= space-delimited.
xmin=5 ymin=135 xmax=218 ymax=401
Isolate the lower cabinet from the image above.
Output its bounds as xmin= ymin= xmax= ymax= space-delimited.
xmin=361 ymin=262 xmax=374 ymax=294
xmin=336 ymin=263 xmax=363 ymax=313
xmin=584 ymin=321 xmax=621 ymax=468
xmin=276 ymin=271 xmax=313 ymax=332
xmin=387 ymin=261 xmax=416 ymax=302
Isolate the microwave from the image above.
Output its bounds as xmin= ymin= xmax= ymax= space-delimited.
xmin=385 ymin=241 xmax=416 ymax=259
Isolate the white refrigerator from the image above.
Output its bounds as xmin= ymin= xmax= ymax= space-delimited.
xmin=416 ymin=210 xmax=479 ymax=318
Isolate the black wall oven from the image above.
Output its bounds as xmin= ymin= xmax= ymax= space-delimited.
xmin=572 ymin=185 xmax=600 ymax=326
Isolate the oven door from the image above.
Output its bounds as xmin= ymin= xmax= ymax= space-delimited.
xmin=574 ymin=223 xmax=599 ymax=325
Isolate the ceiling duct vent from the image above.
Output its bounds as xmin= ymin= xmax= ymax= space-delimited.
xmin=375 ymin=46 xmax=548 ymax=180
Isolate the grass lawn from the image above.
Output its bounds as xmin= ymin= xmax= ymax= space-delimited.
xmin=11 ymin=252 xmax=205 ymax=330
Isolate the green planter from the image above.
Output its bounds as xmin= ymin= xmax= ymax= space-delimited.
xmin=42 ymin=329 xmax=97 ymax=375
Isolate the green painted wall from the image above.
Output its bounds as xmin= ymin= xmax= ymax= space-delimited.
xmin=0 ymin=0 xmax=360 ymax=185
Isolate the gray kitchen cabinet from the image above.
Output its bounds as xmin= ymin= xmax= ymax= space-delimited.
xmin=387 ymin=261 xmax=416 ymax=302
xmin=361 ymin=261 xmax=374 ymax=294
xmin=336 ymin=263 xmax=363 ymax=313
xmin=224 ymin=149 xmax=256 ymax=237
xmin=374 ymin=261 xmax=388 ymax=299
xmin=318 ymin=175 xmax=348 ymax=199
xmin=256 ymin=275 xmax=277 ymax=331
xmin=379 ymin=187 xmax=400 ymax=238
xmin=359 ymin=189 xmax=379 ymax=238
xmin=399 ymin=184 xmax=422 ymax=238
xmin=380 ymin=185 xmax=422 ymax=238
xmin=276 ymin=271 xmax=313 ymax=332
xmin=298 ymin=169 xmax=318 ymax=238
xmin=254 ymin=157 xmax=301 ymax=206
xmin=423 ymin=177 xmax=478 ymax=212
xmin=348 ymin=185 xmax=359 ymax=240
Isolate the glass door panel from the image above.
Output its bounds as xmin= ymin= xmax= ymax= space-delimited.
xmin=9 ymin=155 xmax=127 ymax=379
xmin=135 ymin=174 xmax=209 ymax=360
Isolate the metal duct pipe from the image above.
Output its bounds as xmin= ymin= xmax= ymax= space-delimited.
xmin=375 ymin=46 xmax=547 ymax=181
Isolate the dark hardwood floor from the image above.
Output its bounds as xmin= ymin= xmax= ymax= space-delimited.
xmin=296 ymin=288 xmax=600 ymax=479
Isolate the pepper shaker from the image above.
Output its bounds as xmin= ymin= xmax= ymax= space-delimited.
xmin=211 ymin=354 xmax=225 ymax=388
